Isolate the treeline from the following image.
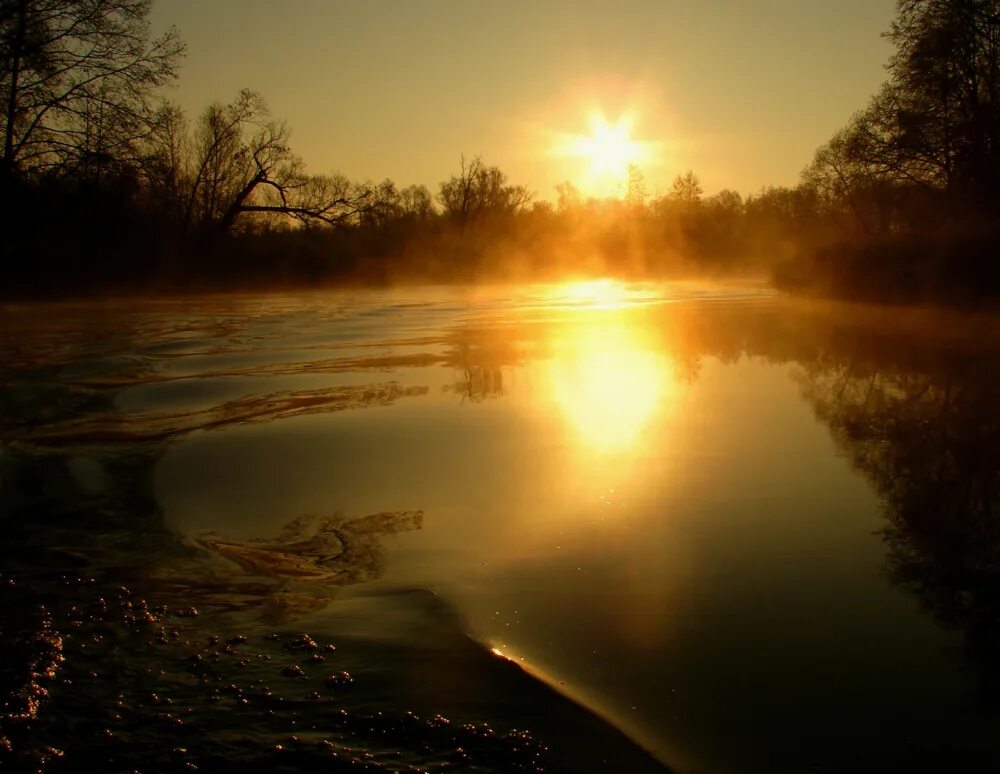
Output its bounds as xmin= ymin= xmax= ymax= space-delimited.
xmin=3 ymin=0 xmax=1000 ymax=302
xmin=775 ymin=0 xmax=1000 ymax=304
xmin=0 ymin=0 xmax=831 ymax=296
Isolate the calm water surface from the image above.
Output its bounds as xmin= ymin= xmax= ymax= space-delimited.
xmin=1 ymin=281 xmax=997 ymax=772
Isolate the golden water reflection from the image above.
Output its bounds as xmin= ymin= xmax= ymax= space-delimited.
xmin=543 ymin=282 xmax=674 ymax=454
xmin=555 ymin=278 xmax=632 ymax=309
xmin=547 ymin=319 xmax=673 ymax=453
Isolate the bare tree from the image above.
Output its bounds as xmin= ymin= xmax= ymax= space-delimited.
xmin=180 ymin=90 xmax=371 ymax=239
xmin=360 ymin=178 xmax=402 ymax=227
xmin=706 ymin=189 xmax=743 ymax=217
xmin=0 ymin=0 xmax=184 ymax=175
xmin=555 ymin=180 xmax=581 ymax=213
xmin=668 ymin=170 xmax=703 ymax=208
xmin=811 ymin=0 xmax=1000 ymax=213
xmin=625 ymin=163 xmax=648 ymax=209
xmin=886 ymin=0 xmax=1000 ymax=198
xmin=139 ymin=100 xmax=187 ymax=221
xmin=438 ymin=155 xmax=531 ymax=227
xmin=399 ymin=183 xmax=434 ymax=219
xmin=803 ymin=104 xmax=909 ymax=236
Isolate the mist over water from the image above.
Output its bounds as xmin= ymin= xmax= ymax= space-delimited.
xmin=2 ymin=280 xmax=998 ymax=773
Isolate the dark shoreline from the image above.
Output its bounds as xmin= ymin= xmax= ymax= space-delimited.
xmin=0 ymin=566 xmax=672 ymax=773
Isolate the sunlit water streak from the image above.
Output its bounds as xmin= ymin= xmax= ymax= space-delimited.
xmin=546 ymin=317 xmax=674 ymax=453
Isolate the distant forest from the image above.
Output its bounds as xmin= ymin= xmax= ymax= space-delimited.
xmin=2 ymin=0 xmax=999 ymax=304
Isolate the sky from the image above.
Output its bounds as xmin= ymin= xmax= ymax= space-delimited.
xmin=149 ymin=0 xmax=897 ymax=201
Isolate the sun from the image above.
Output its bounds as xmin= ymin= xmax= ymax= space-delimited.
xmin=554 ymin=111 xmax=658 ymax=198
xmin=575 ymin=118 xmax=644 ymax=179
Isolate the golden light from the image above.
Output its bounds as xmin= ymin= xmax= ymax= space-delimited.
xmin=558 ymin=279 xmax=630 ymax=309
xmin=546 ymin=313 xmax=672 ymax=453
xmin=575 ymin=117 xmax=643 ymax=178
xmin=553 ymin=110 xmax=660 ymax=198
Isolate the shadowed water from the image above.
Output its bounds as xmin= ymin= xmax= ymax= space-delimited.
xmin=1 ymin=281 xmax=997 ymax=773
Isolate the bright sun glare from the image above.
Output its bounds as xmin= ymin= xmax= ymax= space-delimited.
xmin=576 ymin=119 xmax=644 ymax=179
xmin=560 ymin=279 xmax=630 ymax=309
xmin=555 ymin=111 xmax=658 ymax=198
xmin=544 ymin=281 xmax=673 ymax=453
xmin=547 ymin=318 xmax=671 ymax=453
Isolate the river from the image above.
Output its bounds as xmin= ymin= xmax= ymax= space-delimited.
xmin=1 ymin=280 xmax=997 ymax=772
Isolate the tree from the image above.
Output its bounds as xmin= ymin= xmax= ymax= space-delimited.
xmin=668 ymin=170 xmax=703 ymax=209
xmin=803 ymin=114 xmax=902 ymax=235
xmin=0 ymin=0 xmax=184 ymax=176
xmin=822 ymin=0 xmax=1000 ymax=208
xmin=804 ymin=0 xmax=1000 ymax=229
xmin=797 ymin=339 xmax=1000 ymax=704
xmin=140 ymin=101 xmax=187 ymax=224
xmin=706 ymin=188 xmax=743 ymax=217
xmin=360 ymin=178 xmax=401 ymax=227
xmin=399 ymin=184 xmax=434 ymax=219
xmin=555 ymin=179 xmax=581 ymax=213
xmin=886 ymin=0 xmax=1000 ymax=199
xmin=180 ymin=90 xmax=369 ymax=238
xmin=438 ymin=155 xmax=531 ymax=227
xmin=625 ymin=163 xmax=647 ymax=209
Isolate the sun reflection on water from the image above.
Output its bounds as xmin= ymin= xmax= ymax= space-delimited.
xmin=556 ymin=278 xmax=631 ymax=309
xmin=546 ymin=313 xmax=672 ymax=454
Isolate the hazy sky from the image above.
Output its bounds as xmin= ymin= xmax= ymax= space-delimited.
xmin=149 ymin=0 xmax=896 ymax=200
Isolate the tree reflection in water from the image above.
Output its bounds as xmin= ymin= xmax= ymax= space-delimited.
xmin=446 ymin=298 xmax=1000 ymax=709
xmin=794 ymin=326 xmax=1000 ymax=707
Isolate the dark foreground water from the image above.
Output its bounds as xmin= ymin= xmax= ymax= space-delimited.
xmin=1 ymin=281 xmax=998 ymax=773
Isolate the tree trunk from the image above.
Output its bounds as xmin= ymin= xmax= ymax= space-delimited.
xmin=2 ymin=0 xmax=28 ymax=176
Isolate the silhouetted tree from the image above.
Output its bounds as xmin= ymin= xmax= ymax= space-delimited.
xmin=139 ymin=101 xmax=187 ymax=225
xmin=625 ymin=163 xmax=647 ymax=208
xmin=181 ymin=90 xmax=369 ymax=239
xmin=555 ymin=180 xmax=582 ymax=213
xmin=813 ymin=0 xmax=1000 ymax=212
xmin=438 ymin=155 xmax=531 ymax=227
xmin=888 ymin=0 xmax=1000 ymax=202
xmin=0 ymin=0 xmax=183 ymax=176
xmin=399 ymin=183 xmax=434 ymax=220
xmin=706 ymin=188 xmax=742 ymax=216
xmin=359 ymin=178 xmax=402 ymax=228
xmin=780 ymin=1 xmax=1000 ymax=302
xmin=668 ymin=170 xmax=703 ymax=210
xmin=804 ymin=115 xmax=903 ymax=235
